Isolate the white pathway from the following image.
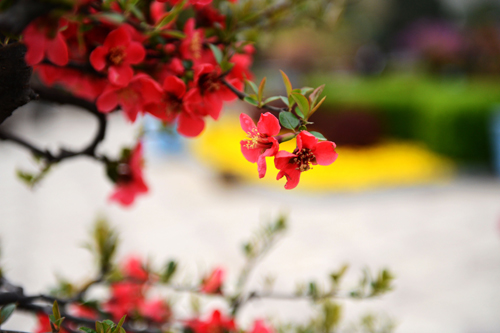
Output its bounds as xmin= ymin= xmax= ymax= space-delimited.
xmin=1 ymin=105 xmax=500 ymax=332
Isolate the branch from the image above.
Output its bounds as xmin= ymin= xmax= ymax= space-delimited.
xmin=0 ymin=85 xmax=108 ymax=164
xmin=220 ymin=78 xmax=288 ymax=113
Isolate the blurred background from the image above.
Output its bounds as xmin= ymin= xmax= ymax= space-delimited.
xmin=2 ymin=0 xmax=500 ymax=332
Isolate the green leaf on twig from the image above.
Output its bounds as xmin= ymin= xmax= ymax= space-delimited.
xmin=290 ymin=92 xmax=309 ymax=118
xmin=280 ymin=70 xmax=292 ymax=96
xmin=208 ymin=44 xmax=223 ymax=64
xmin=309 ymin=131 xmax=327 ymax=141
xmin=0 ymin=303 xmax=16 ymax=324
xmin=244 ymin=96 xmax=259 ymax=107
xmin=279 ymin=111 xmax=299 ymax=130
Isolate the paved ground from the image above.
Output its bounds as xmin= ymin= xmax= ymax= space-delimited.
xmin=1 ymin=105 xmax=500 ymax=332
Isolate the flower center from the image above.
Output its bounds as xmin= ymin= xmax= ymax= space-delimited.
xmin=190 ymin=31 xmax=202 ymax=60
xmin=199 ymin=72 xmax=220 ymax=94
xmin=108 ymin=46 xmax=126 ymax=65
xmin=164 ymin=94 xmax=183 ymax=114
xmin=244 ymin=129 xmax=271 ymax=150
xmin=292 ymin=148 xmax=315 ymax=172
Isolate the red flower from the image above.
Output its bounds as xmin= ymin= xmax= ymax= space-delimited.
xmin=103 ymin=282 xmax=144 ymax=320
xmin=143 ymin=75 xmax=205 ymax=137
xmin=274 ymin=131 xmax=338 ymax=190
xmin=240 ymin=113 xmax=280 ymax=178
xmin=200 ymin=267 xmax=224 ymax=294
xmin=138 ymin=299 xmax=171 ymax=323
xmin=97 ymin=74 xmax=163 ymax=122
xmin=23 ymin=18 xmax=69 ymax=66
xmin=250 ymin=320 xmax=274 ymax=333
xmin=123 ymin=256 xmax=149 ymax=282
xmin=90 ymin=26 xmax=146 ymax=87
xmin=109 ymin=142 xmax=149 ymax=206
xmin=180 ymin=18 xmax=206 ymax=64
xmin=186 ymin=63 xmax=242 ymax=121
xmin=185 ymin=310 xmax=237 ymax=333
xmin=34 ymin=313 xmax=68 ymax=333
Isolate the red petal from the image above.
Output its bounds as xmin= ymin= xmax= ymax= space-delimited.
xmin=274 ymin=150 xmax=296 ymax=170
xmin=96 ymin=88 xmax=119 ymax=112
xmin=144 ymin=102 xmax=177 ymax=122
xmin=314 ymin=141 xmax=338 ymax=166
xmin=177 ymin=112 xmax=205 ymax=137
xmin=104 ymin=26 xmax=131 ymax=49
xmin=298 ymin=131 xmax=318 ymax=150
xmin=90 ymin=46 xmax=108 ymax=71
xmin=277 ymin=166 xmax=301 ymax=190
xmin=125 ymin=42 xmax=145 ymax=64
xmin=257 ymin=155 xmax=267 ymax=178
xmin=46 ymin=33 xmax=68 ymax=66
xmin=163 ymin=75 xmax=186 ymax=98
xmin=239 ymin=113 xmax=257 ymax=135
xmin=240 ymin=141 xmax=260 ymax=163
xmin=257 ymin=112 xmax=280 ymax=136
xmin=220 ymin=78 xmax=242 ymax=101
xmin=261 ymin=137 xmax=279 ymax=157
xmin=204 ymin=93 xmax=223 ymax=120
xmin=108 ymin=65 xmax=134 ymax=87
xmin=24 ymin=25 xmax=46 ymax=65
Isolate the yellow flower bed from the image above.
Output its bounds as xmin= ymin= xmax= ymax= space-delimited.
xmin=190 ymin=113 xmax=455 ymax=191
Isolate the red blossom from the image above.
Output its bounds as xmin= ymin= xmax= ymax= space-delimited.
xmin=200 ymin=267 xmax=224 ymax=294
xmin=138 ymin=299 xmax=172 ymax=323
xmin=185 ymin=310 xmax=237 ymax=333
xmin=23 ymin=18 xmax=69 ymax=66
xmin=34 ymin=313 xmax=68 ymax=333
xmin=123 ymin=256 xmax=149 ymax=282
xmin=240 ymin=113 xmax=280 ymax=178
xmin=97 ymin=74 xmax=163 ymax=122
xmin=274 ymin=131 xmax=338 ymax=189
xmin=250 ymin=320 xmax=274 ymax=333
xmin=109 ymin=142 xmax=149 ymax=206
xmin=180 ymin=18 xmax=207 ymax=65
xmin=90 ymin=26 xmax=146 ymax=87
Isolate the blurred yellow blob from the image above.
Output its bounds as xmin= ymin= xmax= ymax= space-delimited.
xmin=189 ymin=112 xmax=455 ymax=191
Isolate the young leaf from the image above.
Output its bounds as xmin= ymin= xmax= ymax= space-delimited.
xmin=279 ymin=70 xmax=292 ymax=96
xmin=309 ymin=84 xmax=325 ymax=107
xmin=263 ymin=96 xmax=281 ymax=104
xmin=95 ymin=321 xmax=103 ymax=333
xmin=208 ymin=44 xmax=223 ymax=64
xmin=279 ymin=96 xmax=289 ymax=107
xmin=79 ymin=327 xmax=97 ymax=333
xmin=244 ymin=96 xmax=259 ymax=107
xmin=52 ymin=301 xmax=61 ymax=320
xmin=112 ymin=316 xmax=126 ymax=333
xmin=161 ymin=260 xmax=177 ymax=283
xmin=162 ymin=30 xmax=185 ymax=39
xmin=291 ymin=93 xmax=310 ymax=118
xmin=309 ymin=131 xmax=327 ymax=141
xmin=0 ymin=303 xmax=16 ymax=324
xmin=300 ymin=87 xmax=314 ymax=95
xmin=258 ymin=77 xmax=266 ymax=103
xmin=309 ymin=96 xmax=326 ymax=117
xmin=279 ymin=112 xmax=300 ymax=130
xmin=245 ymin=80 xmax=258 ymax=95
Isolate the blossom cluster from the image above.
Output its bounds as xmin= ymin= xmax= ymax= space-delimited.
xmin=33 ymin=257 xmax=272 ymax=333
xmin=16 ymin=0 xmax=337 ymax=204
xmin=240 ymin=112 xmax=338 ymax=189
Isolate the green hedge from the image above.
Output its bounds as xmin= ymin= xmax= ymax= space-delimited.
xmin=306 ymin=74 xmax=500 ymax=163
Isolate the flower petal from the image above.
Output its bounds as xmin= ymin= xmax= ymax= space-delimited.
xmin=298 ymin=131 xmax=318 ymax=150
xmin=90 ymin=46 xmax=108 ymax=71
xmin=46 ymin=33 xmax=69 ymax=66
xmin=240 ymin=141 xmax=261 ymax=163
xmin=125 ymin=42 xmax=146 ymax=64
xmin=163 ymin=75 xmax=186 ymax=98
xmin=277 ymin=165 xmax=301 ymax=190
xmin=109 ymin=65 xmax=134 ymax=87
xmin=257 ymin=112 xmax=280 ymax=136
xmin=314 ymin=141 xmax=338 ymax=166
xmin=257 ymin=155 xmax=267 ymax=178
xmin=239 ymin=113 xmax=257 ymax=135
xmin=274 ymin=150 xmax=296 ymax=170
xmin=96 ymin=88 xmax=119 ymax=112
xmin=104 ymin=26 xmax=131 ymax=49
xmin=177 ymin=112 xmax=205 ymax=137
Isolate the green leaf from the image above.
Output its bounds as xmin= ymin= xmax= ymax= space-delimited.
xmin=263 ymin=96 xmax=281 ymax=104
xmin=52 ymin=301 xmax=61 ymax=320
xmin=309 ymin=131 xmax=327 ymax=141
xmin=161 ymin=260 xmax=177 ymax=283
xmin=279 ymin=70 xmax=292 ymax=96
xmin=128 ymin=4 xmax=144 ymax=21
xmin=244 ymin=96 xmax=259 ymax=107
xmin=112 ymin=315 xmax=126 ymax=333
xmin=258 ymin=77 xmax=266 ymax=103
xmin=309 ymin=96 xmax=326 ymax=117
xmin=220 ymin=60 xmax=235 ymax=72
xmin=279 ymin=96 xmax=289 ymax=107
xmin=79 ymin=327 xmax=97 ymax=333
xmin=300 ymin=87 xmax=314 ymax=95
xmin=162 ymin=30 xmax=185 ymax=39
xmin=94 ymin=12 xmax=126 ymax=24
xmin=291 ymin=93 xmax=309 ymax=118
xmin=0 ymin=303 xmax=16 ymax=324
xmin=279 ymin=112 xmax=300 ymax=130
xmin=245 ymin=80 xmax=258 ymax=94
xmin=309 ymin=84 xmax=325 ymax=108
xmin=208 ymin=44 xmax=223 ymax=64
xmin=95 ymin=322 xmax=103 ymax=333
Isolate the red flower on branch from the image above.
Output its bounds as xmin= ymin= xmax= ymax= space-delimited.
xmin=186 ymin=310 xmax=237 ymax=333
xmin=138 ymin=299 xmax=172 ymax=323
xmin=97 ymin=74 xmax=163 ymax=122
xmin=240 ymin=113 xmax=280 ymax=178
xmin=250 ymin=320 xmax=274 ymax=333
xmin=23 ymin=18 xmax=69 ymax=66
xmin=200 ymin=267 xmax=224 ymax=294
xmin=90 ymin=26 xmax=146 ymax=87
xmin=109 ymin=142 xmax=149 ymax=206
xmin=274 ymin=131 xmax=338 ymax=190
